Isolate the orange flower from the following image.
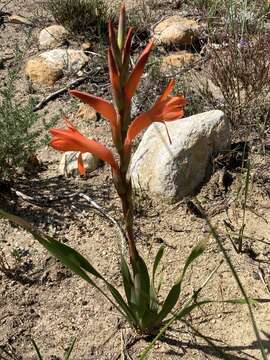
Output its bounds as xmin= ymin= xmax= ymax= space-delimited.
xmin=108 ymin=19 xmax=153 ymax=104
xmin=124 ymin=40 xmax=154 ymax=101
xmin=124 ymin=80 xmax=187 ymax=148
xmin=50 ymin=118 xmax=118 ymax=175
xmin=69 ymin=91 xmax=117 ymax=129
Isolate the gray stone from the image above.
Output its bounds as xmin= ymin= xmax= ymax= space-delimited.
xmin=130 ymin=110 xmax=230 ymax=203
xmin=59 ymin=152 xmax=101 ymax=177
xmin=39 ymin=25 xmax=68 ymax=50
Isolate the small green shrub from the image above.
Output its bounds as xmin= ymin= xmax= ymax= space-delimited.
xmin=198 ymin=31 xmax=270 ymax=137
xmin=0 ymin=71 xmax=48 ymax=179
xmin=46 ymin=0 xmax=114 ymax=35
xmin=181 ymin=0 xmax=270 ymax=135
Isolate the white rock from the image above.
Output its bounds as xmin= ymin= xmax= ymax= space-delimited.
xmin=25 ymin=49 xmax=88 ymax=85
xmin=39 ymin=25 xmax=68 ymax=50
xmin=59 ymin=152 xmax=100 ymax=177
xmin=130 ymin=110 xmax=230 ymax=203
xmin=40 ymin=49 xmax=88 ymax=73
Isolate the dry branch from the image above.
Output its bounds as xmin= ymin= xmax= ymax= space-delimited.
xmin=33 ymin=74 xmax=91 ymax=112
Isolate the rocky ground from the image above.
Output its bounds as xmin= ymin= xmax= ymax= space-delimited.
xmin=0 ymin=0 xmax=270 ymax=359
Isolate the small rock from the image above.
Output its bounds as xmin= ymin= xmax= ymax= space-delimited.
xmin=76 ymin=104 xmax=97 ymax=121
xmin=39 ymin=25 xmax=69 ymax=50
xmin=130 ymin=110 xmax=230 ymax=203
xmin=25 ymin=57 xmax=62 ymax=86
xmin=161 ymin=51 xmax=199 ymax=71
xmin=40 ymin=49 xmax=88 ymax=73
xmin=25 ymin=49 xmax=88 ymax=85
xmin=81 ymin=42 xmax=92 ymax=52
xmin=59 ymin=151 xmax=100 ymax=177
xmin=154 ymin=16 xmax=200 ymax=46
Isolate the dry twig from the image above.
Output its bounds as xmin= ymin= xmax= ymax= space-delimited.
xmin=33 ymin=74 xmax=91 ymax=112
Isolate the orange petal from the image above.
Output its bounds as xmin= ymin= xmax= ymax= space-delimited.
xmin=50 ymin=120 xmax=119 ymax=170
xmin=125 ymin=97 xmax=186 ymax=146
xmin=157 ymin=79 xmax=175 ymax=103
xmin=77 ymin=152 xmax=86 ymax=176
xmin=125 ymin=40 xmax=154 ymax=100
xmin=69 ymin=90 xmax=117 ymax=128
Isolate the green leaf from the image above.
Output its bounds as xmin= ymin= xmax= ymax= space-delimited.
xmin=0 ymin=209 xmax=98 ymax=285
xmin=181 ymin=238 xmax=207 ymax=280
xmin=154 ymin=239 xmax=207 ymax=325
xmin=149 ymin=283 xmax=159 ymax=314
xmin=106 ymin=283 xmax=137 ymax=324
xmin=132 ymin=255 xmax=151 ymax=324
xmin=121 ymin=256 xmax=133 ymax=304
xmin=0 ymin=209 xmax=110 ymax=283
xmin=169 ymin=298 xmax=269 ymax=322
xmin=152 ymin=245 xmax=165 ymax=285
xmin=157 ymin=270 xmax=164 ymax=295
xmin=153 ymin=282 xmax=181 ymax=327
xmin=31 ymin=339 xmax=43 ymax=360
xmin=140 ymin=296 xmax=263 ymax=359
xmin=64 ymin=337 xmax=76 ymax=360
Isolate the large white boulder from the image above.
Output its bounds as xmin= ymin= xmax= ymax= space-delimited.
xmin=130 ymin=110 xmax=230 ymax=203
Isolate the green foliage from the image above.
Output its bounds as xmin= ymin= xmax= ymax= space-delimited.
xmin=0 ymin=71 xmax=38 ymax=178
xmin=46 ymin=0 xmax=115 ymax=35
xmin=181 ymin=0 xmax=270 ymax=134
xmin=183 ymin=0 xmax=221 ymax=15
xmin=0 ymin=70 xmax=56 ymax=179
xmin=10 ymin=247 xmax=25 ymax=262
xmin=183 ymin=0 xmax=270 ymax=28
